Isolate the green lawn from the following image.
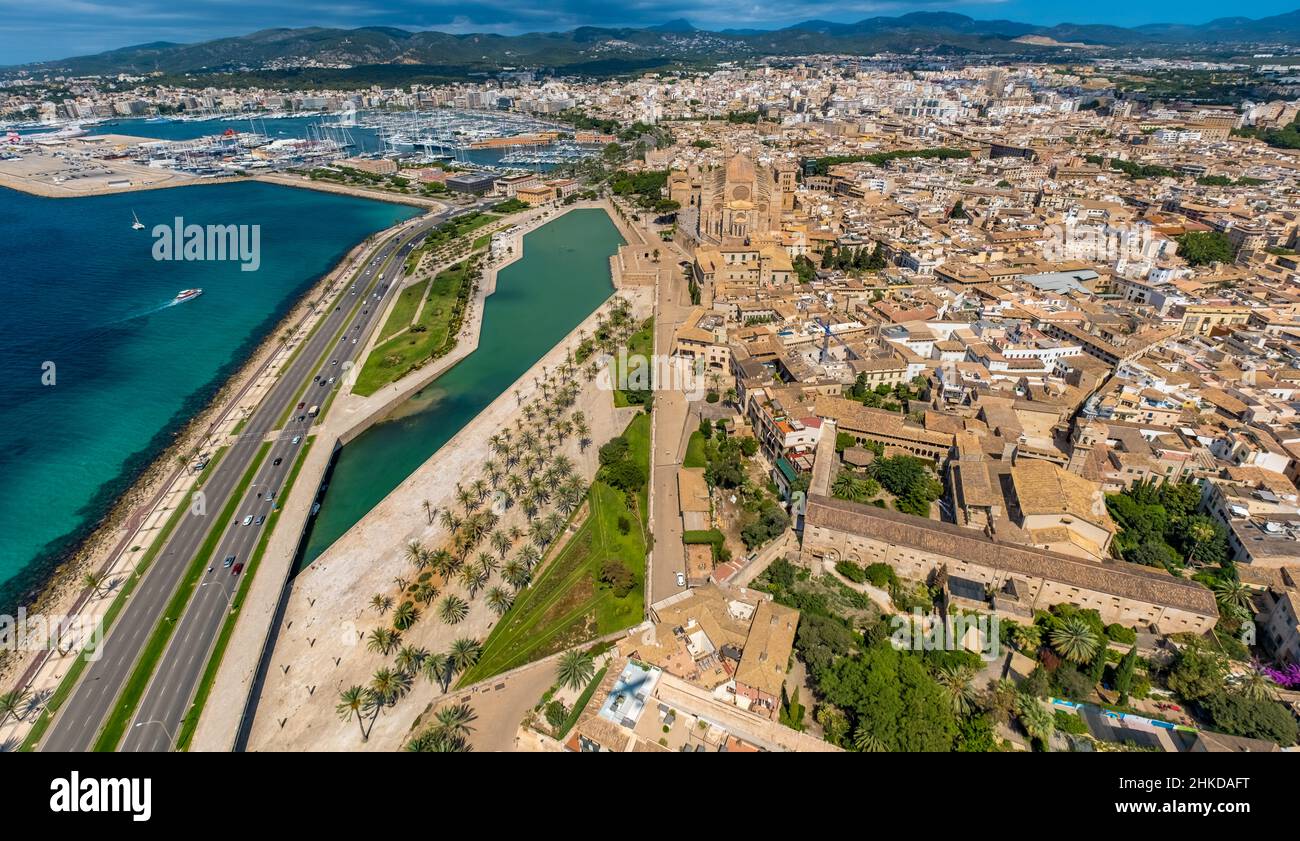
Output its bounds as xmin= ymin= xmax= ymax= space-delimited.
xmin=684 ymin=430 xmax=707 ymax=468
xmin=458 ymin=416 xmax=650 ymax=685
xmin=93 ymin=442 xmax=271 ymax=751
xmin=353 ymin=260 xmax=474 ymax=396
xmin=613 ymin=318 xmax=654 ymax=409
xmin=175 ymin=437 xmax=314 ymax=751
xmin=377 ymin=278 xmax=430 ymax=342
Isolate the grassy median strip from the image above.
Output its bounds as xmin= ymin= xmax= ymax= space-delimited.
xmin=175 ymin=437 xmax=314 ymax=751
xmin=92 ymin=442 xmax=272 ymax=751
xmin=272 ymin=231 xmax=408 ymax=430
xmin=19 ymin=447 xmax=230 ymax=751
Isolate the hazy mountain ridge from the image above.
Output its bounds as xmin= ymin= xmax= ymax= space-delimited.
xmin=17 ymin=10 xmax=1300 ymax=75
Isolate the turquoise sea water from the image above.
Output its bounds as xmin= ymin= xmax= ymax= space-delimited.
xmin=298 ymin=208 xmax=624 ymax=567
xmin=0 ymin=181 xmax=417 ymax=608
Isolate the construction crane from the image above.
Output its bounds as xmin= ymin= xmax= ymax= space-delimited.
xmin=814 ymin=316 xmax=859 ymax=364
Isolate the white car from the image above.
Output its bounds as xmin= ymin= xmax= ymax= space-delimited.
xmin=242 ymin=515 xmax=254 ymax=526
xmin=291 ymin=435 xmax=301 ymax=445
xmin=675 ymin=571 xmax=686 ymax=588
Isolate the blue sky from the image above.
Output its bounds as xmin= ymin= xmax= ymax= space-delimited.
xmin=2 ymin=0 xmax=1298 ymax=65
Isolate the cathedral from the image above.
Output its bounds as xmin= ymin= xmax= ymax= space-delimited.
xmin=670 ymin=153 xmax=791 ymax=247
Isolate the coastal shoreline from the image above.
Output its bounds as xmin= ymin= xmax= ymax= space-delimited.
xmin=0 ymin=209 xmax=430 ymax=690
xmin=0 ymin=166 xmax=447 ymax=209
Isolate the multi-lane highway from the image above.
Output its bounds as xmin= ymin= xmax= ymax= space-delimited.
xmin=41 ymin=202 xmax=475 ymax=751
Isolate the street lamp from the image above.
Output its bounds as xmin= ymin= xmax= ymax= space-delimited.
xmin=135 ymin=719 xmax=178 ymax=751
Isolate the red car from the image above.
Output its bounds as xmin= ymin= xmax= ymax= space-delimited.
xmin=232 ymin=563 xmax=244 ymax=576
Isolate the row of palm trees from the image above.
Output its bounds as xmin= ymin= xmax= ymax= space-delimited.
xmin=338 ymin=296 xmax=640 ymax=745
xmin=338 ymin=638 xmax=483 ymax=742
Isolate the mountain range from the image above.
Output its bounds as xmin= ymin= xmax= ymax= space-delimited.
xmin=16 ymin=11 xmax=1300 ymax=76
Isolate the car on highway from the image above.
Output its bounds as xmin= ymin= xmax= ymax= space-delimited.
xmin=291 ymin=435 xmax=301 ymax=445
xmin=255 ymin=515 xmax=266 ymax=526
xmin=223 ymin=554 xmax=236 ymax=568
xmin=296 ymin=401 xmax=305 ymax=410
xmin=242 ymin=515 xmax=254 ymax=526
xmin=272 ymin=457 xmax=283 ymax=466
xmin=676 ymin=571 xmax=686 ymax=588
xmin=330 ymin=359 xmax=338 ymax=366
xmin=232 ymin=563 xmax=244 ymax=576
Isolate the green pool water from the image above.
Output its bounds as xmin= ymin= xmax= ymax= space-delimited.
xmin=298 ymin=208 xmax=625 ymax=567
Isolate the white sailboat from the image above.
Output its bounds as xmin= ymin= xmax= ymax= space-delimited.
xmin=131 ymin=210 xmax=145 ymax=230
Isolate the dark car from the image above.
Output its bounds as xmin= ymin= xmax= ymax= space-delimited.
xmin=272 ymin=457 xmax=283 ymax=466
xmin=232 ymin=563 xmax=244 ymax=576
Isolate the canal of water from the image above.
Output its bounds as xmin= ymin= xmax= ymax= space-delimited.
xmin=296 ymin=208 xmax=624 ymax=569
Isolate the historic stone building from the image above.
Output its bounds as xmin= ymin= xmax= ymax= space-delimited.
xmin=801 ymin=494 xmax=1217 ymax=634
xmin=675 ymin=153 xmax=784 ymax=247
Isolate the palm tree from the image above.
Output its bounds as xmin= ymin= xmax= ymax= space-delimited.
xmin=462 ymin=565 xmax=489 ymax=599
xmin=1214 ymin=577 xmax=1252 ymax=615
xmin=422 ymin=651 xmax=451 ymax=690
xmin=406 ymin=728 xmax=472 ymax=752
xmin=435 ymin=702 xmax=478 ymax=739
xmin=336 ymin=685 xmax=372 ymax=740
xmin=490 ymin=529 xmax=511 ymax=559
xmin=81 ymin=571 xmax=108 ymax=598
xmin=1011 ymin=623 xmax=1042 ymax=653
xmin=1015 ymin=694 xmax=1055 ymax=751
xmin=502 ymin=559 xmax=531 ymax=590
xmin=404 ymin=540 xmax=424 ymax=568
xmin=517 ymin=544 xmax=541 ymax=570
xmin=414 ymin=581 xmax=439 ymax=606
xmin=438 ymin=594 xmax=470 ymax=625
xmin=369 ymin=668 xmax=410 ymax=708
xmin=477 ymin=550 xmax=500 ymax=575
xmin=369 ymin=594 xmax=393 ymax=615
xmin=832 ymin=472 xmax=867 ymax=503
xmin=1050 ymin=616 xmax=1100 ymax=665
xmin=935 ymin=664 xmax=979 ymax=716
xmin=392 ymin=601 xmax=419 ymax=631
xmin=555 ymin=649 xmax=595 ymax=691
xmin=1239 ymin=668 xmax=1277 ymax=702
xmin=448 ymin=637 xmax=482 ymax=675
xmin=428 ymin=549 xmax=456 ymax=578
xmin=438 ymin=508 xmax=461 ymax=534
xmin=1184 ymin=517 xmax=1219 ymax=566
xmin=366 ymin=627 xmax=400 ymax=656
xmin=0 ymin=687 xmax=31 ymax=726
xmin=485 ymin=586 xmax=514 ymax=616
xmin=395 ymin=644 xmax=428 ymax=676
xmin=422 ymin=499 xmax=435 ymax=525
xmin=852 ymin=722 xmax=886 ymax=752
